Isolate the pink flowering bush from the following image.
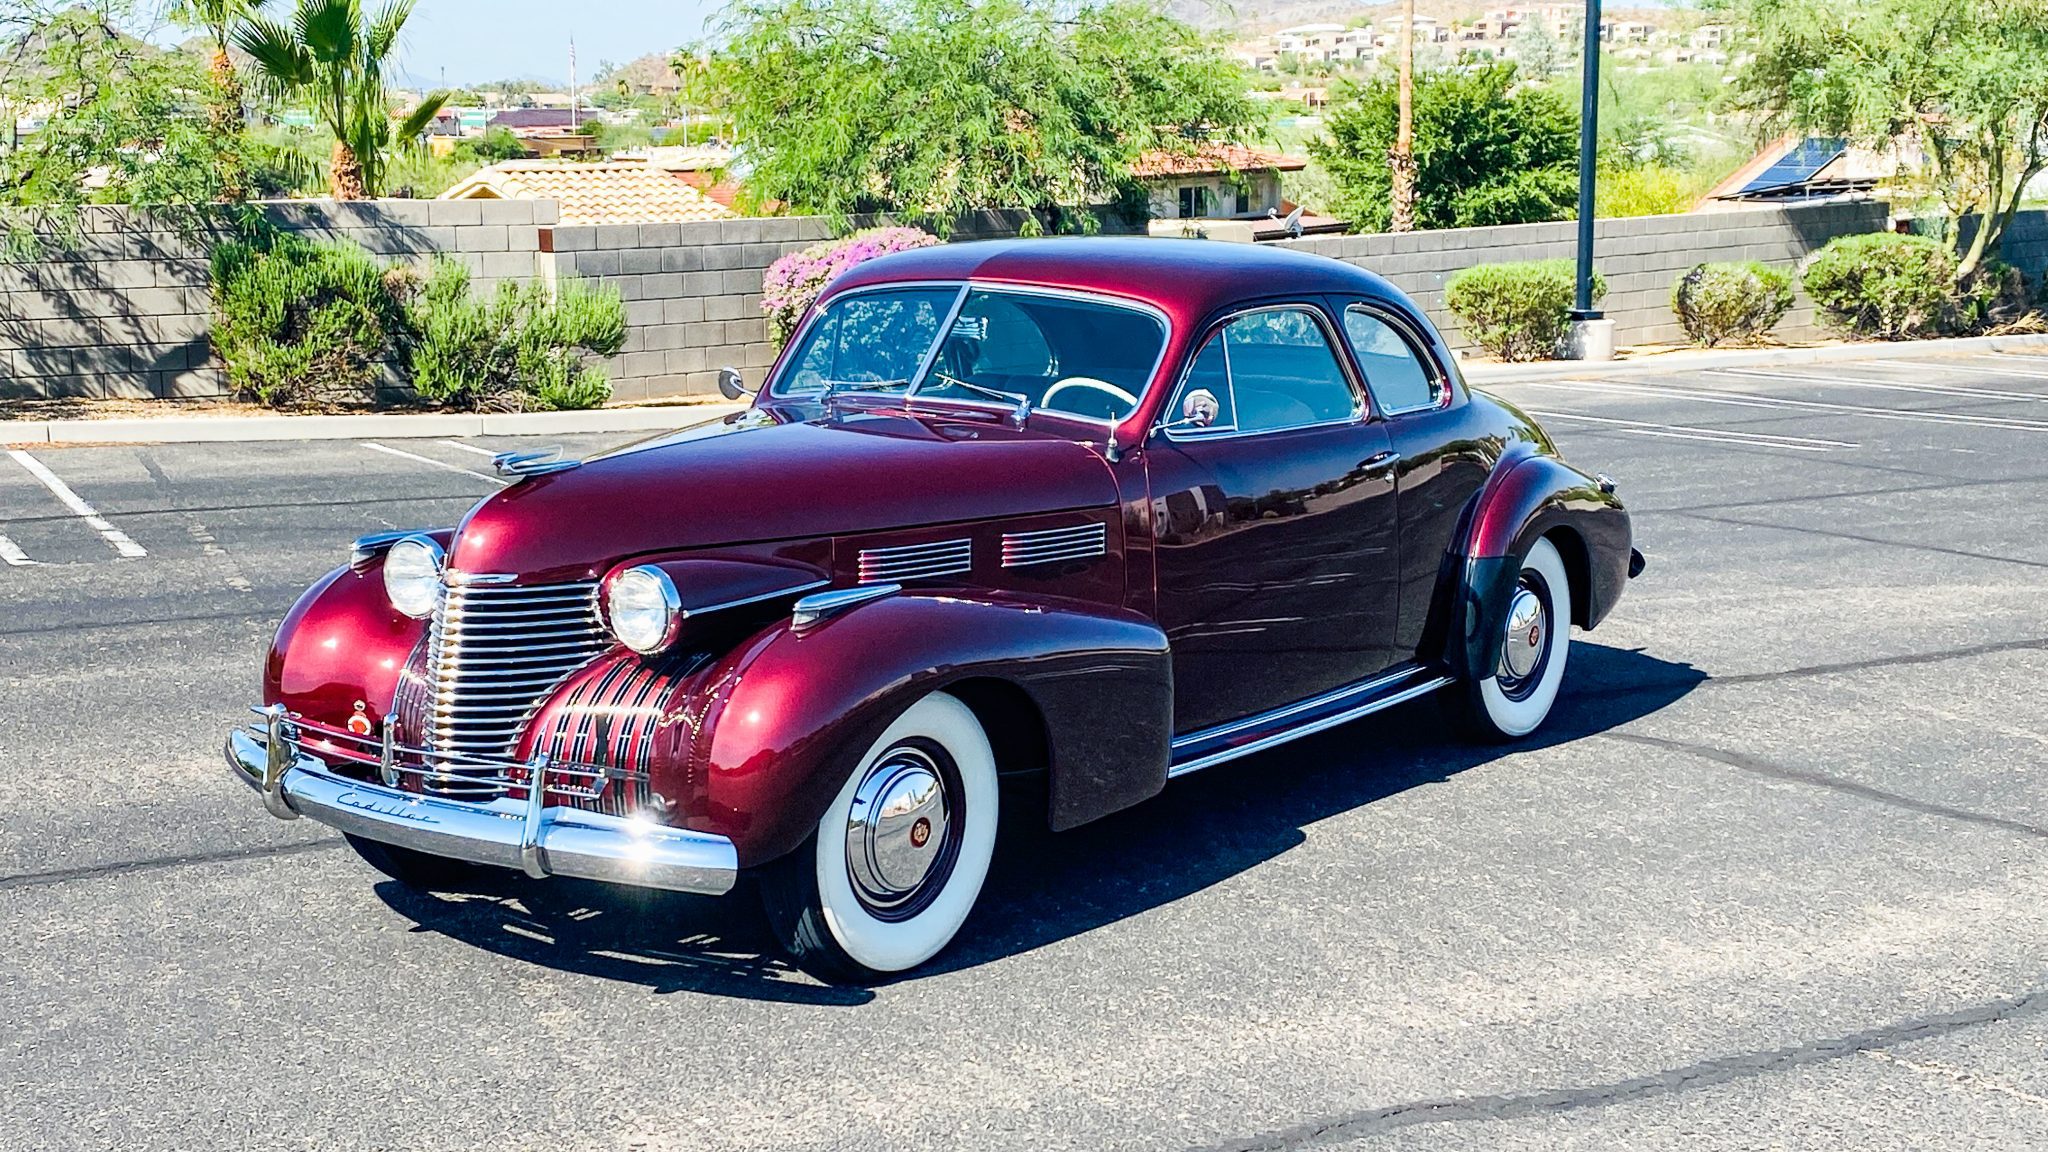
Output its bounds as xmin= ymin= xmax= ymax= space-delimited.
xmin=761 ymin=226 xmax=941 ymax=344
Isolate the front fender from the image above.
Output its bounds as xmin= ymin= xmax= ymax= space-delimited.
xmin=264 ymin=557 xmax=426 ymax=726
xmin=669 ymin=590 xmax=1171 ymax=867
xmin=1451 ymin=453 xmax=1633 ymax=680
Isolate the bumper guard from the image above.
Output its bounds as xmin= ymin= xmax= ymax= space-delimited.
xmin=225 ymin=706 xmax=737 ymax=895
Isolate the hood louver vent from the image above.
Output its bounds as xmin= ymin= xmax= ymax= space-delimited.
xmin=1001 ymin=522 xmax=1107 ymax=568
xmin=857 ymin=538 xmax=973 ymax=583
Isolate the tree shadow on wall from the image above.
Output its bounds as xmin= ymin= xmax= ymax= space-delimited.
xmin=0 ymin=203 xmax=439 ymax=404
xmin=372 ymin=641 xmax=1706 ymax=1004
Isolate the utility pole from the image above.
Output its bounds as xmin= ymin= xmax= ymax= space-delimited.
xmin=1389 ymin=0 xmax=1416 ymax=232
xmin=569 ymin=37 xmax=579 ymax=132
xmin=1567 ymin=0 xmax=1613 ymax=359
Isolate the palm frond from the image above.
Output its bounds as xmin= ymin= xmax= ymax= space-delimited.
xmin=364 ymin=0 xmax=416 ymax=64
xmin=394 ymin=88 xmax=450 ymax=142
xmin=234 ymin=14 xmax=314 ymax=88
xmin=296 ymin=0 xmax=360 ymax=66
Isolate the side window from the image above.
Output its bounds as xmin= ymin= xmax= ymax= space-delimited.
xmin=1168 ymin=332 xmax=1238 ymax=432
xmin=1219 ymin=309 xmax=1357 ymax=432
xmin=1342 ymin=308 xmax=1443 ymax=413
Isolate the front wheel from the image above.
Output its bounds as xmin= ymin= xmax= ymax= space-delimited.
xmin=760 ymin=691 xmax=999 ymax=982
xmin=1459 ymin=535 xmax=1573 ymax=741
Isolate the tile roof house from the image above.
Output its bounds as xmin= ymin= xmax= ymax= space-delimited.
xmin=439 ymin=161 xmax=738 ymax=225
xmin=485 ymin=108 xmax=587 ymax=133
xmin=1132 ymin=144 xmax=1341 ymax=239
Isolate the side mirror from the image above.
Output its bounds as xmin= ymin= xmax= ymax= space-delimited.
xmin=717 ymin=366 xmax=756 ymax=400
xmin=1158 ymin=388 xmax=1221 ymax=435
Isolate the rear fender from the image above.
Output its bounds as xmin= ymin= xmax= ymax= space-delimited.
xmin=661 ymin=589 xmax=1172 ymax=867
xmin=1449 ymin=454 xmax=1633 ymax=681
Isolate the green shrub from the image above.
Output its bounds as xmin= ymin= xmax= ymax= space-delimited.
xmin=1671 ymin=261 xmax=1794 ymax=347
xmin=1954 ymin=259 xmax=2031 ymax=335
xmin=1444 ymin=260 xmax=1605 ymax=361
xmin=209 ymin=235 xmax=409 ymax=407
xmin=406 ymin=258 xmax=626 ymax=411
xmin=1801 ymin=233 xmax=1957 ymax=339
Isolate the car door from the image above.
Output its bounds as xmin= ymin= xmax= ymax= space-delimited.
xmin=1332 ymin=299 xmax=1496 ymax=660
xmin=1146 ymin=303 xmax=1402 ymax=736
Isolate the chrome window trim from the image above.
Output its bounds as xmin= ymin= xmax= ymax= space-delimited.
xmin=766 ymin=280 xmax=969 ymax=400
xmin=1157 ymin=302 xmax=1371 ymax=444
xmin=1340 ymin=302 xmax=1452 ymax=417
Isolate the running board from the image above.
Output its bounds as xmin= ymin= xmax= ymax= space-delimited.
xmin=1167 ymin=668 xmax=1457 ymax=778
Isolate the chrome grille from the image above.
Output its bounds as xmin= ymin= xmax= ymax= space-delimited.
xmin=424 ymin=578 xmax=608 ymax=795
xmin=857 ymin=538 xmax=972 ymax=583
xmin=1001 ymin=522 xmax=1107 ymax=568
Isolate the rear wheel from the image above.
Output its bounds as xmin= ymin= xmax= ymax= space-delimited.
xmin=1459 ymin=536 xmax=1573 ymax=740
xmin=761 ymin=691 xmax=999 ymax=982
xmin=343 ymin=833 xmax=480 ymax=889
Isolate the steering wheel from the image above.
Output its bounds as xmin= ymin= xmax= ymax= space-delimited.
xmin=1039 ymin=376 xmax=1139 ymax=413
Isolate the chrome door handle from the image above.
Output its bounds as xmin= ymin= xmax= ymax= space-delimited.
xmin=1361 ymin=451 xmax=1399 ymax=474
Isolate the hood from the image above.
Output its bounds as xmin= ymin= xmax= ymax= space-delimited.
xmin=447 ymin=405 xmax=1120 ymax=578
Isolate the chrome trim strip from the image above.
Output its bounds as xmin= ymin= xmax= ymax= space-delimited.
xmin=1171 ymin=663 xmax=1429 ymax=750
xmin=349 ymin=530 xmax=421 ymax=569
xmin=225 ymin=730 xmax=737 ymax=895
xmin=1167 ymin=673 xmax=1456 ymax=778
xmin=792 ymin=583 xmax=901 ymax=630
xmin=681 ymin=578 xmax=832 ymax=620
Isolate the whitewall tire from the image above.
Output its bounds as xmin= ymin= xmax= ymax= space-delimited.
xmin=762 ymin=691 xmax=999 ymax=980
xmin=1464 ymin=536 xmax=1573 ymax=740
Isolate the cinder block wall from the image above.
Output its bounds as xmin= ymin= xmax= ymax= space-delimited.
xmin=2 ymin=199 xmax=1904 ymax=405
xmin=1992 ymin=210 xmax=2048 ymax=285
xmin=541 ymin=217 xmax=836 ymax=402
xmin=1278 ymin=200 xmax=1892 ymax=352
xmin=0 ymin=199 xmax=551 ymax=402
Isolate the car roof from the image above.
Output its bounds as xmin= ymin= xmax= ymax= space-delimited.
xmin=824 ymin=236 xmax=1406 ymax=325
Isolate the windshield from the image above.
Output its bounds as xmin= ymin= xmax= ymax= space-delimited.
xmin=775 ymin=286 xmax=957 ymax=397
xmin=771 ymin=284 xmax=1168 ymax=423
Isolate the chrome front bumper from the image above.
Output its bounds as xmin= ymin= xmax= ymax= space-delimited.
xmin=224 ymin=709 xmax=737 ymax=896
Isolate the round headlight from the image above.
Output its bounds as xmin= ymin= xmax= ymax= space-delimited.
xmin=607 ymin=566 xmax=680 ymax=654
xmin=383 ymin=535 xmax=444 ymax=619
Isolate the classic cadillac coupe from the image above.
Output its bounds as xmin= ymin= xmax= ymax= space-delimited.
xmin=228 ymin=238 xmax=1640 ymax=979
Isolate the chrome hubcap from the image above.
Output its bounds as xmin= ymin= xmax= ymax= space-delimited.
xmin=845 ymin=746 xmax=952 ymax=914
xmin=1500 ymin=586 xmax=1547 ymax=682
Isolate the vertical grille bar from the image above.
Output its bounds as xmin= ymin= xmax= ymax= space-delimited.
xmin=422 ymin=579 xmax=608 ymax=797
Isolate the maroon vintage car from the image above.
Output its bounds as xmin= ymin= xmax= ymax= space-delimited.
xmin=227 ymin=237 xmax=1640 ymax=979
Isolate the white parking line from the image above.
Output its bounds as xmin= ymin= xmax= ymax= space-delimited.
xmin=0 ymin=534 xmax=34 ymax=566
xmin=1709 ymin=367 xmax=2048 ymax=403
xmin=1524 ymin=409 xmax=1856 ymax=452
xmin=4 ymin=449 xmax=147 ymax=558
xmin=437 ymin=439 xmax=500 ymax=458
xmin=1959 ymin=356 xmax=2048 ymax=381
xmin=1511 ymin=379 xmax=2048 ymax=433
xmin=361 ymin=442 xmax=508 ymax=485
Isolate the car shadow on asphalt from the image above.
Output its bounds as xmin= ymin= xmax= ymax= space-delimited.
xmin=371 ymin=641 xmax=1703 ymax=1003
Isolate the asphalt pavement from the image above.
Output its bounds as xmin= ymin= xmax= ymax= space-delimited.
xmin=4 ymin=352 xmax=2048 ymax=1150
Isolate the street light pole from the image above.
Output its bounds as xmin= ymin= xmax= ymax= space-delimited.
xmin=1568 ymin=0 xmax=1611 ymax=358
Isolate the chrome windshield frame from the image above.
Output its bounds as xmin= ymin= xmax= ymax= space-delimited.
xmin=768 ymin=279 xmax=1174 ymax=429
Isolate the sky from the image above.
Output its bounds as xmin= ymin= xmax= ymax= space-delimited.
xmin=354 ymin=0 xmax=721 ymax=87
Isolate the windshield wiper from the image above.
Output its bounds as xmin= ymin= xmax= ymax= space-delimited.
xmin=922 ymin=371 xmax=1032 ymax=426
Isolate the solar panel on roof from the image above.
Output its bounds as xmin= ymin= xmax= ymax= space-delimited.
xmin=1737 ymin=137 xmax=1848 ymax=196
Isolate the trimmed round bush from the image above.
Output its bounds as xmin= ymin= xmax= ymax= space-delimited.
xmin=1444 ymin=260 xmax=1605 ymax=362
xmin=761 ymin=226 xmax=941 ymax=345
xmin=1671 ymin=261 xmax=1794 ymax=347
xmin=1801 ymin=233 xmax=1956 ymax=339
xmin=209 ymin=235 xmax=409 ymax=407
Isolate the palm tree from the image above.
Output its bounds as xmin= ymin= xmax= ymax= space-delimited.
xmin=235 ymin=0 xmax=448 ymax=199
xmin=171 ymin=0 xmax=260 ymax=198
xmin=1389 ymin=0 xmax=1416 ymax=232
